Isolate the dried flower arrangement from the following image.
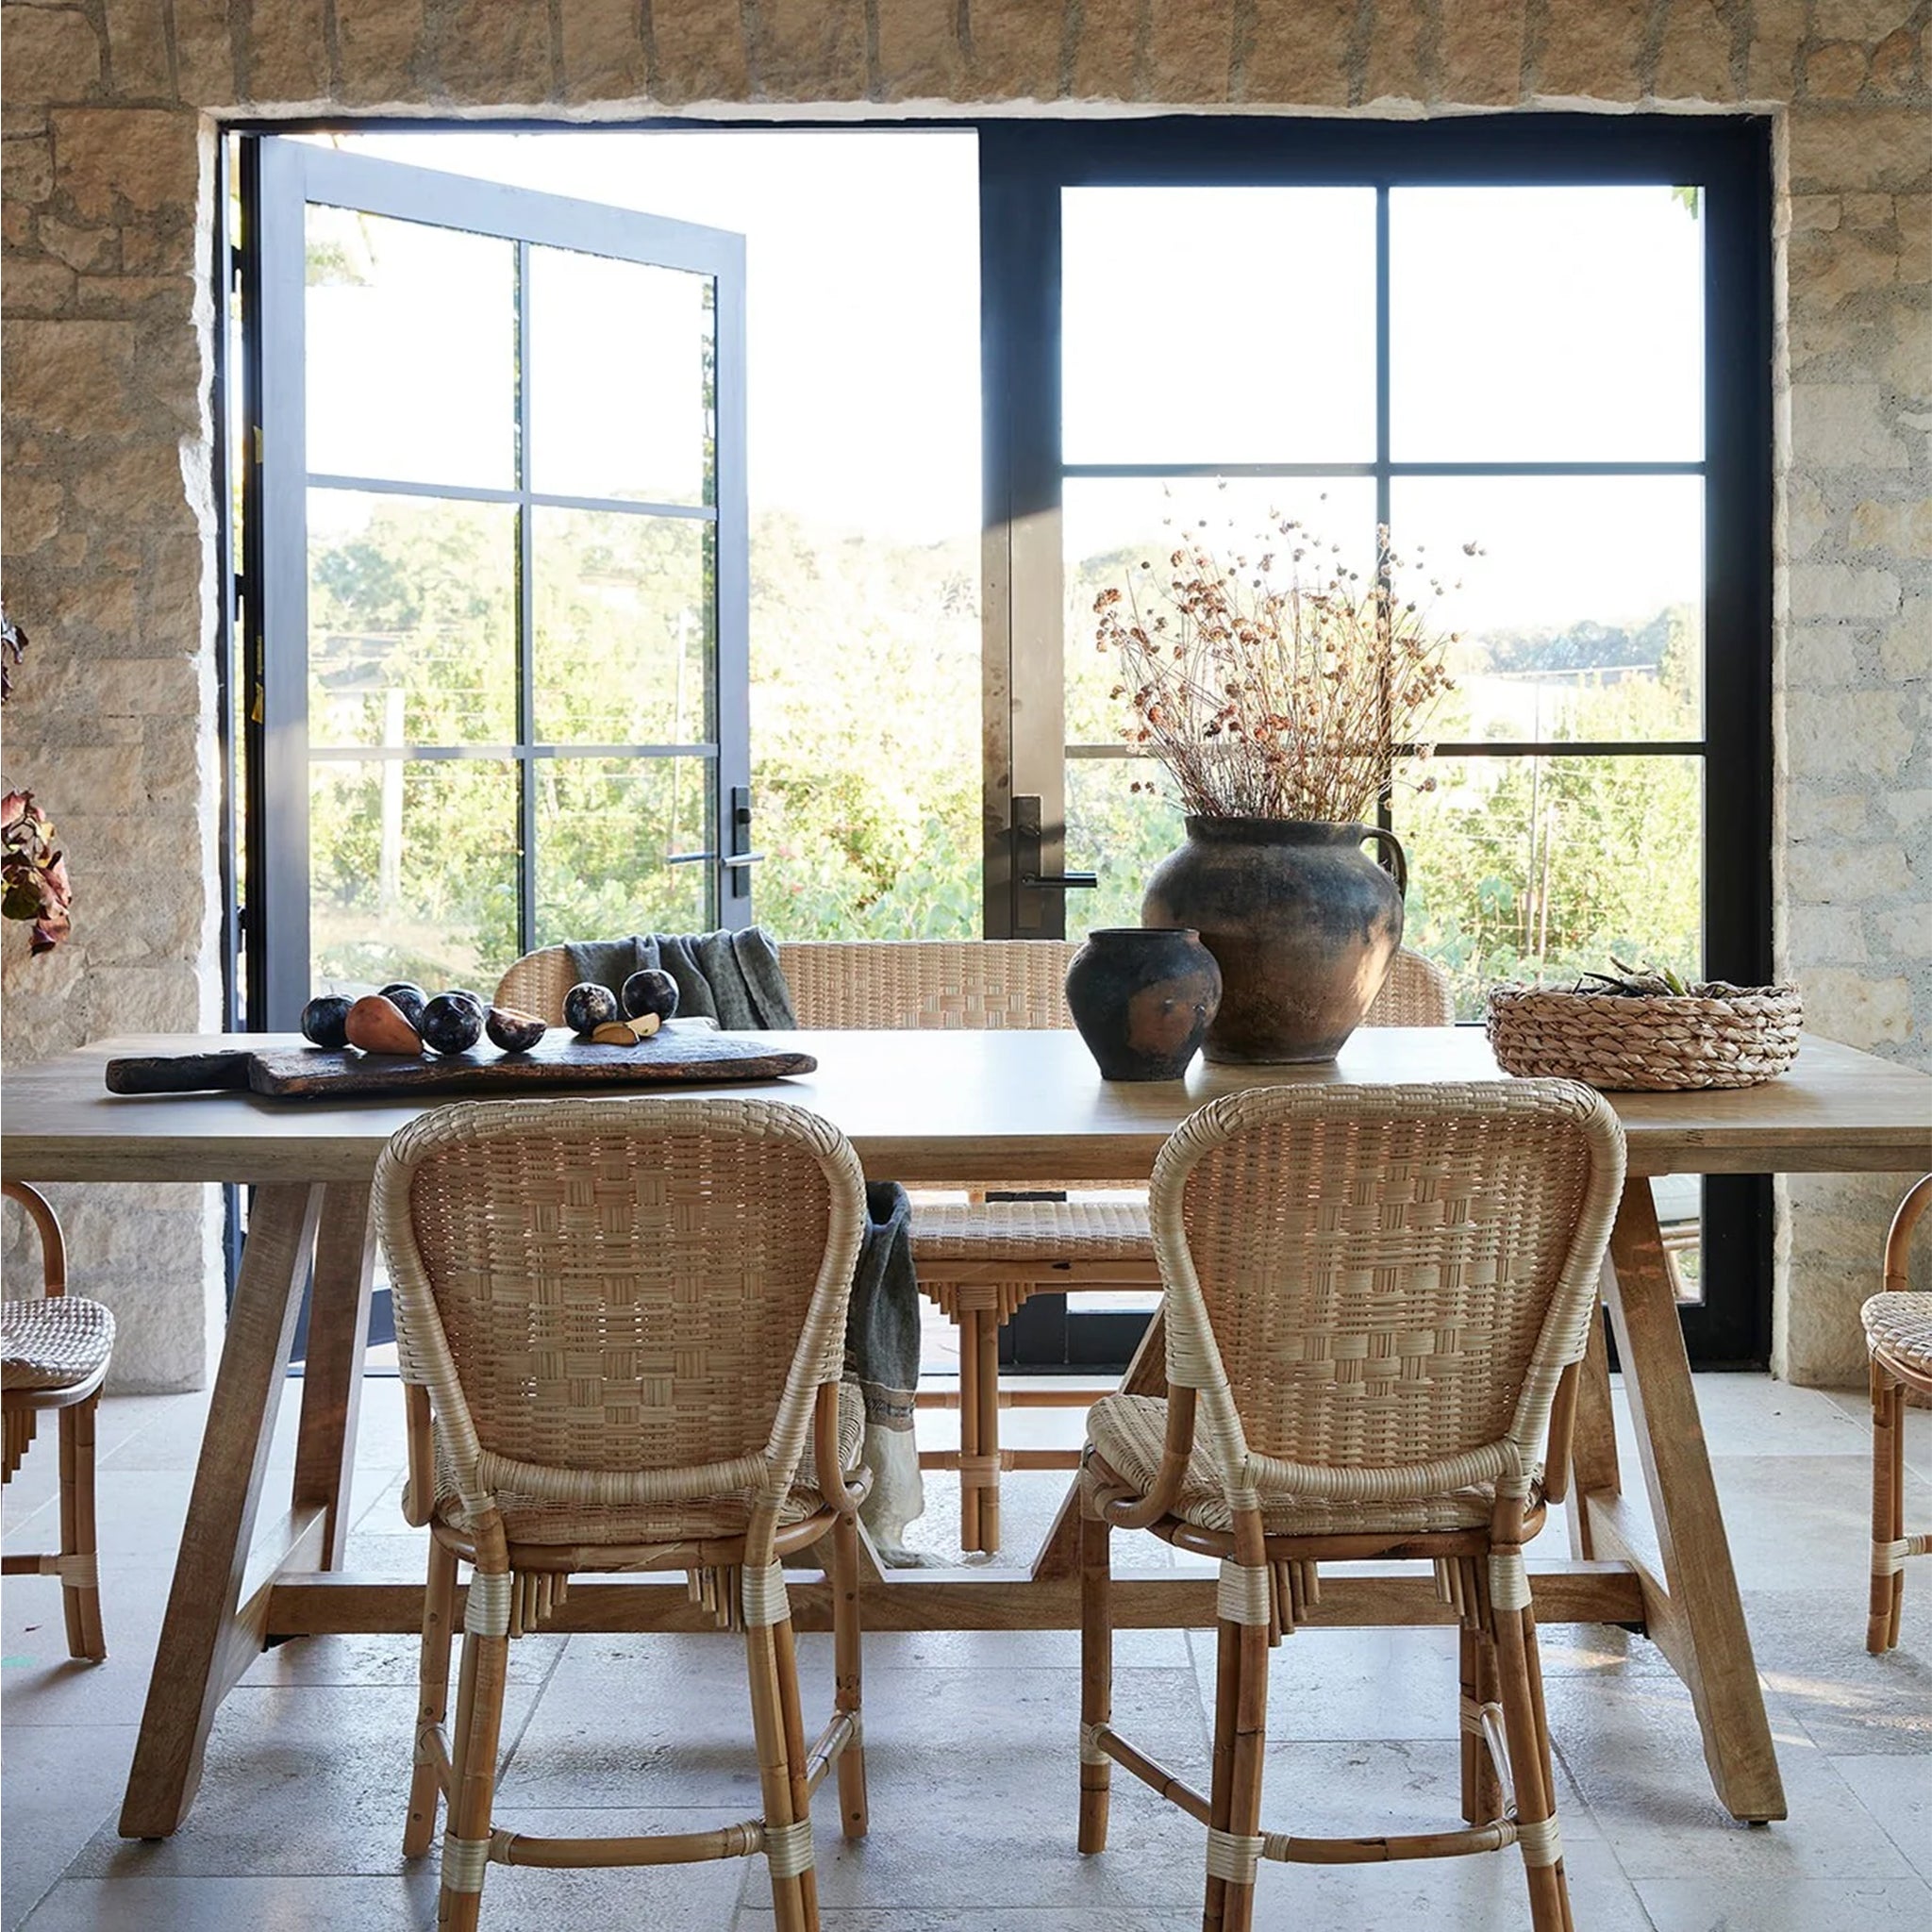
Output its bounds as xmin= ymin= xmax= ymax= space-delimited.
xmin=1093 ymin=503 xmax=1466 ymax=824
xmin=1 ymin=604 xmax=73 ymax=955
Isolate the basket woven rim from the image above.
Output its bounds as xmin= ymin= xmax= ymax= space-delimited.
xmin=1487 ymin=982 xmax=1800 ymax=1012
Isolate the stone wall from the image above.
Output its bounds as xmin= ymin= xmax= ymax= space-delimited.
xmin=2 ymin=1 xmax=1926 ymax=1390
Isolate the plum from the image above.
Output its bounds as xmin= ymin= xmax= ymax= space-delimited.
xmin=621 ymin=968 xmax=680 ymax=1023
xmin=485 ymin=1006 xmax=546 ymax=1054
xmin=300 ymin=993 xmax=354 ymax=1050
xmin=419 ymin=992 xmax=485 ymax=1056
xmin=562 ymin=982 xmax=621 ymax=1035
xmin=442 ymin=987 xmax=487 ymax=1016
xmin=377 ymin=980 xmax=429 ymax=1029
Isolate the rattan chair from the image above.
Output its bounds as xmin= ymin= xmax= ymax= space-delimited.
xmin=1078 ymin=1080 xmax=1624 ymax=1932
xmin=1865 ymin=1173 xmax=1931 ymax=1654
xmin=491 ymin=941 xmax=1456 ymax=1554
xmin=373 ymin=1096 xmax=873 ymax=1932
xmin=2 ymin=1181 xmax=112 ymax=1661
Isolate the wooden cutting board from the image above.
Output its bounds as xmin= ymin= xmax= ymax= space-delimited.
xmin=105 ymin=1028 xmax=815 ymax=1098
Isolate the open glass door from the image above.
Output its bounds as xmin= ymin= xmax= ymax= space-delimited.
xmin=244 ymin=138 xmax=749 ymax=1026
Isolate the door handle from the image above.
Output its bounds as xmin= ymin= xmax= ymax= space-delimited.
xmin=1012 ymin=795 xmax=1098 ymax=890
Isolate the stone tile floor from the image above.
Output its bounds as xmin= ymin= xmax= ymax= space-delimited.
xmin=3 ymin=1372 xmax=1928 ymax=1930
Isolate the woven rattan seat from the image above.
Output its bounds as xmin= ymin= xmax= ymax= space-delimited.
xmin=2 ymin=1183 xmax=109 ymax=1662
xmin=1865 ymin=1176 xmax=1931 ymax=1654
xmin=1077 ymin=1081 xmax=1625 ymax=1932
xmin=1863 ymin=1291 xmax=1932 ymax=1378
xmin=1089 ymin=1392 xmax=1504 ymax=1537
xmin=3 ymin=1295 xmax=116 ymax=1392
xmin=375 ymin=1095 xmax=874 ymax=1932
xmin=912 ymin=1199 xmax=1151 ymax=1265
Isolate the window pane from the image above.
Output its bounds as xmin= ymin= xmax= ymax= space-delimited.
xmin=528 ymin=246 xmax=714 ymax=507
xmin=1062 ymin=188 xmax=1376 ymax=464
xmin=535 ymin=756 xmax=712 ymax=941
xmin=1391 ymin=475 xmax=1703 ymax=742
xmin=1065 ymin=756 xmax=1182 ymax=939
xmin=1065 ymin=475 xmax=1379 ymax=745
xmin=308 ymin=490 xmax=517 ymax=748
xmin=306 ymin=207 xmax=515 ymax=489
xmin=1391 ymin=186 xmax=1704 ymax=461
xmin=309 ymin=757 xmax=519 ymax=991
xmin=1397 ymin=752 xmax=1704 ymax=1019
xmin=532 ymin=508 xmax=712 ymax=746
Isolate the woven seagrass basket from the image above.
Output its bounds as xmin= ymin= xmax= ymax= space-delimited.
xmin=1486 ymin=981 xmax=1804 ymax=1091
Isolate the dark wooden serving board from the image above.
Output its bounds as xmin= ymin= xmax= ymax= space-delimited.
xmin=106 ymin=1028 xmax=815 ymax=1099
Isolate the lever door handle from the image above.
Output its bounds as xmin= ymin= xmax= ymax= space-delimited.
xmin=1019 ymin=870 xmax=1098 ymax=889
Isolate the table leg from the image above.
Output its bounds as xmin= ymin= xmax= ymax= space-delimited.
xmin=1566 ymin=1297 xmax=1620 ymax=1560
xmin=291 ymin=1183 xmax=376 ymax=1570
xmin=119 ymin=1184 xmax=325 ymax=1840
xmin=1580 ymin=1180 xmax=1787 ymax=1823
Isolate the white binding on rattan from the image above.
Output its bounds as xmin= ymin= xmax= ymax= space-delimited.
xmin=464 ymin=1570 xmax=512 ymax=1638
xmin=1874 ymin=1536 xmax=1932 ymax=1575
xmin=441 ymin=1834 xmax=491 ymax=1893
xmin=1216 ymin=1557 xmax=1273 ymax=1626
xmin=1148 ymin=1081 xmax=1625 ymax=1521
xmin=762 ymin=1817 xmax=815 ymax=1879
xmin=1489 ymin=1552 xmax=1532 ymax=1614
xmin=741 ymin=1560 xmax=791 ymax=1628
xmin=1515 ymin=1814 xmax=1563 ymax=1867
xmin=1080 ymin=1722 xmax=1109 ymax=1765
xmin=1205 ymin=1827 xmax=1264 ymax=1885
xmin=43 ymin=1551 xmax=98 ymax=1589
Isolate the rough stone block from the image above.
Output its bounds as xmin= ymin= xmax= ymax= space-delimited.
xmin=246 ymin=0 xmax=330 ymax=106
xmin=1789 ymin=223 xmax=1902 ymax=303
xmin=1438 ymin=0 xmax=1525 ymax=106
xmin=558 ymin=0 xmax=646 ymax=104
xmin=650 ymin=0 xmax=752 ymax=103
xmin=1653 ymin=0 xmax=1735 ymax=103
xmin=105 ymin=0 xmax=174 ymax=99
xmin=1790 ymin=107 xmax=1932 ymax=194
xmin=965 ymin=0 xmax=1067 ymax=100
xmin=1879 ymin=601 xmax=1932 ymax=680
xmin=872 ymin=0 xmax=968 ymax=100
xmin=1 ymin=255 xmax=75 ymax=311
xmin=1849 ymin=495 xmax=1932 ymax=554
xmin=1792 ymin=790 xmax=1872 ymax=838
xmin=335 ymin=0 xmax=427 ymax=108
xmin=1 ymin=315 xmax=140 ymax=436
xmin=1812 ymin=0 xmax=1918 ymax=38
xmin=1791 ymin=383 xmax=1910 ymax=469
xmin=39 ymin=215 xmax=118 ymax=271
xmin=1800 ymin=967 xmax=1914 ymax=1047
xmin=429 ymin=0 xmax=555 ymax=106
xmin=750 ymin=0 xmax=869 ymax=101
xmin=1536 ymin=0 xmax=1643 ymax=102
xmin=70 ymin=440 xmax=192 ymax=524
xmin=0 ymin=473 xmax=63 ymax=552
xmin=1790 ymin=561 xmax=1902 ymax=622
xmin=1783 ymin=623 xmax=1865 ymax=686
xmin=1785 ymin=899 xmax=1869 ymax=964
xmin=1805 ymin=42 xmax=1870 ymax=98
xmin=1069 ymin=0 xmax=1139 ymax=102
xmin=1785 ymin=693 xmax=1914 ymax=782
xmin=1868 ymin=25 xmax=1919 ymax=93
xmin=3 ymin=131 xmax=54 ymax=202
xmin=51 ymin=107 xmax=200 ymax=219
xmin=135 ymin=530 xmax=214 ymax=645
xmin=1360 ymin=0 xmax=1428 ymax=108
xmin=1880 ymin=790 xmax=1932 ymax=835
xmin=1242 ymin=1 xmax=1353 ymax=108
xmin=1 ymin=4 xmax=104 ymax=104
xmin=1897 ymin=194 xmax=1932 ymax=282
xmin=1871 ymin=904 xmax=1932 ymax=957
xmin=171 ymin=0 xmax=237 ymax=107
xmin=1746 ymin=0 xmax=1806 ymax=100
xmin=1789 ymin=193 xmax=1842 ymax=232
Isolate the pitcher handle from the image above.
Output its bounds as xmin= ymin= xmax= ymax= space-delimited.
xmin=1361 ymin=826 xmax=1407 ymax=898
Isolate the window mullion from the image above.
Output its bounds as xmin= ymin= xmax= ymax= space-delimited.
xmin=514 ymin=238 xmax=537 ymax=958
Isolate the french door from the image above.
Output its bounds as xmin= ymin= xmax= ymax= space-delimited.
xmin=243 ymin=138 xmax=750 ymax=1028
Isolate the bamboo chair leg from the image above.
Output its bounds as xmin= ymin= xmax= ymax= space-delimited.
xmin=1204 ymin=1614 xmax=1241 ymax=1932
xmin=406 ymin=1538 xmax=460 ymax=1857
xmin=1216 ymin=1617 xmax=1269 ymax=1932
xmin=958 ymin=1305 xmax=983 ymax=1554
xmin=831 ymin=1511 xmax=868 ymax=1840
xmin=439 ymin=1602 xmax=510 ymax=1932
xmin=1870 ymin=1359 xmax=1907 ymax=1654
xmin=772 ymin=1611 xmax=821 ymax=1926
xmin=1491 ymin=1594 xmax=1574 ymax=1932
xmin=58 ymin=1391 xmax=106 ymax=1662
xmin=745 ymin=1617 xmax=813 ymax=1932
xmin=1459 ymin=1622 xmax=1502 ymax=1826
xmin=1078 ymin=1493 xmax=1112 ymax=1854
xmin=975 ymin=1304 xmax=1003 ymax=1553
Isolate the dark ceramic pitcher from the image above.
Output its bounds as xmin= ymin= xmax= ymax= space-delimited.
xmin=1064 ymin=927 xmax=1223 ymax=1081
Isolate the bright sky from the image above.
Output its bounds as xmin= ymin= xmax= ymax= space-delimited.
xmin=307 ymin=129 xmax=1705 ymax=634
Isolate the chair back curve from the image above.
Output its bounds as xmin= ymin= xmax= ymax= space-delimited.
xmin=1148 ymin=1079 xmax=1625 ymax=1507
xmin=372 ymin=1094 xmax=867 ymax=1531
xmin=1367 ymin=948 xmax=1457 ymax=1027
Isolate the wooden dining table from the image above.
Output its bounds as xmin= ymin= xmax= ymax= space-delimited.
xmin=5 ymin=1024 xmax=1928 ymax=1844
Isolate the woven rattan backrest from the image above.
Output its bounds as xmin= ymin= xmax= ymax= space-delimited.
xmin=374 ymin=1096 xmax=866 ymax=1521
xmin=780 ymin=940 xmax=1077 ymax=1030
xmin=1149 ymin=1081 xmax=1624 ymax=1503
xmin=1366 ymin=949 xmax=1457 ymax=1028
xmin=494 ymin=947 xmax=575 ymax=1024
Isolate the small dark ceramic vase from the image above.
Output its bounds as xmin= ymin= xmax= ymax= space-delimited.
xmin=1064 ymin=927 xmax=1223 ymax=1082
